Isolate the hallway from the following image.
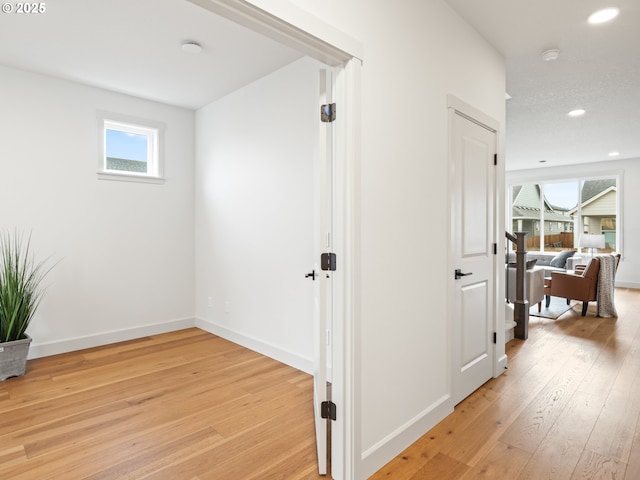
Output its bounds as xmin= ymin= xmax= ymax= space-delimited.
xmin=373 ymin=287 xmax=640 ymax=479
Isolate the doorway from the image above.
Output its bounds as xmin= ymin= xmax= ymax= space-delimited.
xmin=189 ymin=2 xmax=362 ymax=478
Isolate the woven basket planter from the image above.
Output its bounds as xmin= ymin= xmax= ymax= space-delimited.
xmin=0 ymin=335 xmax=32 ymax=381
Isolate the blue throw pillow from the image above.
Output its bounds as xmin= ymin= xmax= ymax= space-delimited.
xmin=550 ymin=250 xmax=575 ymax=268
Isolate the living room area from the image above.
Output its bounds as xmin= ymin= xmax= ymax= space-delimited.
xmin=505 ymin=176 xmax=625 ymax=326
xmin=484 ymin=0 xmax=640 ymax=331
xmin=504 ymin=148 xmax=640 ymax=326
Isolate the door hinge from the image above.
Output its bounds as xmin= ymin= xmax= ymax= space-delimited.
xmin=321 ymin=103 xmax=336 ymax=123
xmin=493 ymin=332 xmax=497 ymax=344
xmin=321 ymin=401 xmax=337 ymax=421
xmin=493 ymin=243 xmax=497 ymax=255
xmin=321 ymin=252 xmax=337 ymax=271
xmin=494 ymin=153 xmax=497 ymax=165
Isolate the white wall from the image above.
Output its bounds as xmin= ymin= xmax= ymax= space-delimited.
xmin=194 ymin=57 xmax=322 ymax=373
xmin=243 ymin=0 xmax=506 ymax=477
xmin=0 ymin=66 xmax=195 ymax=357
xmin=507 ymin=158 xmax=640 ymax=289
xmin=356 ymin=6 xmax=505 ymax=474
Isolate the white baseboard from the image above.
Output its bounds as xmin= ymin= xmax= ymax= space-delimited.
xmin=195 ymin=317 xmax=314 ymax=375
xmin=358 ymin=394 xmax=453 ymax=479
xmin=28 ymin=317 xmax=196 ymax=359
xmin=616 ymin=281 xmax=640 ymax=289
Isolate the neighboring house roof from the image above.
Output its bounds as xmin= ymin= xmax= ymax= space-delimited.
xmin=549 ymin=204 xmax=572 ymax=213
xmin=512 ymin=184 xmax=573 ymax=222
xmin=512 ymin=206 xmax=572 ymax=222
xmin=567 ymin=180 xmax=617 ymax=215
xmin=581 ymin=179 xmax=617 ymax=203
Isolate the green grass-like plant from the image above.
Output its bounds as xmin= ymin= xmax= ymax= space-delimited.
xmin=0 ymin=231 xmax=53 ymax=343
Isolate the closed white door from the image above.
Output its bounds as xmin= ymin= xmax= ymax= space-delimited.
xmin=450 ymin=103 xmax=497 ymax=405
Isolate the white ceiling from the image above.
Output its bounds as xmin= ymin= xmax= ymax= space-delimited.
xmin=445 ymin=0 xmax=640 ymax=171
xmin=0 ymin=0 xmax=303 ymax=109
xmin=2 ymin=1 xmax=638 ymax=172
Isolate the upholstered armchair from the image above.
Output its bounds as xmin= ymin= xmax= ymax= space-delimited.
xmin=506 ymin=266 xmax=545 ymax=311
xmin=548 ymin=257 xmax=600 ymax=316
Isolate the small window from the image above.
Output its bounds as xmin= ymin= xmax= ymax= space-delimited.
xmin=98 ymin=113 xmax=164 ymax=183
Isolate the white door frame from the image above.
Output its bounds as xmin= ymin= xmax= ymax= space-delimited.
xmin=187 ymin=1 xmax=362 ymax=478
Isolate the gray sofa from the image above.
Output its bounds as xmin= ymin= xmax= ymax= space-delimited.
xmin=506 ymin=250 xmax=576 ymax=278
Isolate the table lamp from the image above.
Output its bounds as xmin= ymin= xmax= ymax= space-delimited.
xmin=579 ymin=234 xmax=605 ymax=258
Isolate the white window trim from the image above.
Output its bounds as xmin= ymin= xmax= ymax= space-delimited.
xmin=97 ymin=111 xmax=165 ymax=184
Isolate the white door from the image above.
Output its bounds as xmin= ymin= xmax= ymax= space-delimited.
xmin=313 ymin=68 xmax=335 ymax=476
xmin=450 ymin=103 xmax=497 ymax=405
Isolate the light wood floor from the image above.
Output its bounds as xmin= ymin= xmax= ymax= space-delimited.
xmin=372 ymin=287 xmax=640 ymax=480
xmin=0 ymin=328 xmax=324 ymax=479
xmin=2 ymin=289 xmax=639 ymax=479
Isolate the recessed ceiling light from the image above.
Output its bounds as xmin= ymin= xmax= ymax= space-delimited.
xmin=588 ymin=7 xmax=620 ymax=24
xmin=541 ymin=49 xmax=560 ymax=61
xmin=608 ymin=151 xmax=620 ymax=157
xmin=568 ymin=109 xmax=586 ymax=117
xmin=181 ymin=41 xmax=202 ymax=54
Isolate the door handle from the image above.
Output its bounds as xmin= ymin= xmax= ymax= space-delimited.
xmin=455 ymin=269 xmax=473 ymax=280
xmin=305 ymin=270 xmax=316 ymax=281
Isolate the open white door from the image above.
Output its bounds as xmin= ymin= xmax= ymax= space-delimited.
xmin=313 ymin=68 xmax=335 ymax=475
xmin=184 ymin=2 xmax=360 ymax=477
xmin=449 ymin=98 xmax=498 ymax=405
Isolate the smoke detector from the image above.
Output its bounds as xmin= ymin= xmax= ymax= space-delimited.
xmin=541 ymin=49 xmax=560 ymax=61
xmin=181 ymin=41 xmax=203 ymax=54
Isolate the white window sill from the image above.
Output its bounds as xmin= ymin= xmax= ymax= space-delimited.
xmin=97 ymin=171 xmax=165 ymax=185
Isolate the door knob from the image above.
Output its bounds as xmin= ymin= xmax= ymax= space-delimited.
xmin=305 ymin=270 xmax=316 ymax=281
xmin=455 ymin=269 xmax=473 ymax=280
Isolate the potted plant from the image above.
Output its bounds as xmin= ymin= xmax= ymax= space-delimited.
xmin=0 ymin=231 xmax=53 ymax=380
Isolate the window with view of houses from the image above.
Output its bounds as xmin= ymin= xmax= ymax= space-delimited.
xmin=510 ymin=177 xmax=619 ymax=254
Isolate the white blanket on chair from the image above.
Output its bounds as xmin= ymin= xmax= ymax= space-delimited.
xmin=596 ymin=254 xmax=617 ymax=318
